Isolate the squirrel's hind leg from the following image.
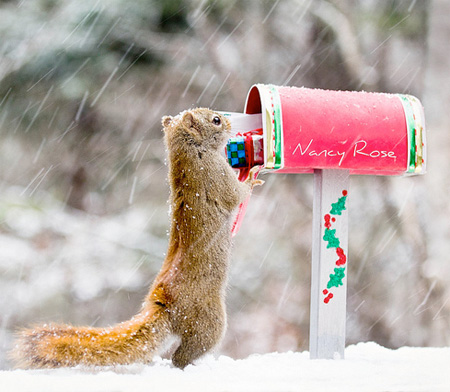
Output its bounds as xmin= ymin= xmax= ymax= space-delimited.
xmin=171 ymin=315 xmax=225 ymax=369
xmin=171 ymin=334 xmax=214 ymax=369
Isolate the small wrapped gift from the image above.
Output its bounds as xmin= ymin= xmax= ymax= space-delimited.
xmin=226 ymin=134 xmax=264 ymax=169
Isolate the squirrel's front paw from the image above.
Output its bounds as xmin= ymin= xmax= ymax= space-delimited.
xmin=247 ymin=166 xmax=264 ymax=187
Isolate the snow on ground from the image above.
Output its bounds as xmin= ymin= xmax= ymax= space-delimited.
xmin=1 ymin=343 xmax=449 ymax=392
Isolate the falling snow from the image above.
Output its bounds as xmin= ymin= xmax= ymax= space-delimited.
xmin=0 ymin=1 xmax=449 ymax=387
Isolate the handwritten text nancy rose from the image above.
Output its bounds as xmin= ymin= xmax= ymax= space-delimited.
xmin=292 ymin=139 xmax=397 ymax=166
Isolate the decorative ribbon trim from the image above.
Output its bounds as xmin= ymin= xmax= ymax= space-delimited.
xmin=398 ymin=94 xmax=425 ymax=174
xmin=268 ymin=85 xmax=283 ymax=170
xmin=258 ymin=84 xmax=284 ymax=171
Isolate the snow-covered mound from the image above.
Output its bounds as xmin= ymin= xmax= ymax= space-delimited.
xmin=1 ymin=343 xmax=449 ymax=392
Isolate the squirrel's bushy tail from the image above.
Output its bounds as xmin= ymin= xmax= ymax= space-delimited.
xmin=12 ymin=306 xmax=171 ymax=368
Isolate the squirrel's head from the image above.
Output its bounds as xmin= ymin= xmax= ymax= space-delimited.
xmin=162 ymin=108 xmax=231 ymax=151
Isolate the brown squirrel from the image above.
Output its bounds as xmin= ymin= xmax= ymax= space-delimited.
xmin=12 ymin=108 xmax=262 ymax=369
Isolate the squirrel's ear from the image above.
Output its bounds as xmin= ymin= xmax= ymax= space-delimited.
xmin=162 ymin=116 xmax=173 ymax=129
xmin=182 ymin=111 xmax=202 ymax=143
xmin=181 ymin=111 xmax=194 ymax=128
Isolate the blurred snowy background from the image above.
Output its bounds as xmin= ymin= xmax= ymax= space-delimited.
xmin=0 ymin=0 xmax=449 ymax=370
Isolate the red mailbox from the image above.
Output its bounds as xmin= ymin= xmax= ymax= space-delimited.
xmin=223 ymin=84 xmax=426 ymax=360
xmin=226 ymin=84 xmax=425 ymax=176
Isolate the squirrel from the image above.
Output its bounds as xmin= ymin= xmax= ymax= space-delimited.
xmin=11 ymin=108 xmax=263 ymax=369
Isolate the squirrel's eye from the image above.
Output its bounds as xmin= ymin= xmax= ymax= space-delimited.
xmin=212 ymin=116 xmax=221 ymax=126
